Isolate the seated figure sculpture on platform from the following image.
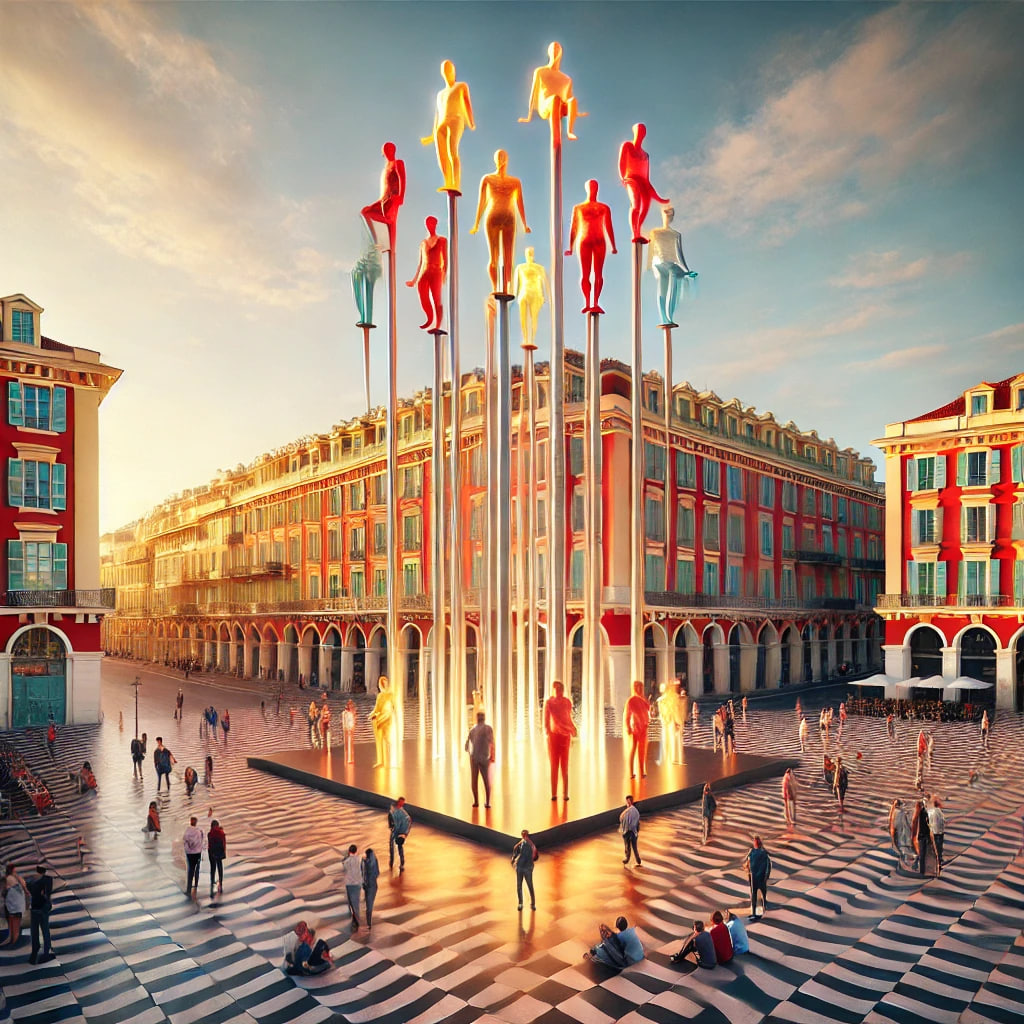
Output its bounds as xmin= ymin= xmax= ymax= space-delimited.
xmin=624 ymin=680 xmax=650 ymax=780
xmin=368 ymin=676 xmax=395 ymax=768
xmin=586 ymin=916 xmax=645 ymax=970
xmin=519 ymin=41 xmax=587 ymax=144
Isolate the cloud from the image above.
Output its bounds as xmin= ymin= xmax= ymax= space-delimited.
xmin=972 ymin=322 xmax=1024 ymax=351
xmin=0 ymin=2 xmax=336 ymax=306
xmin=665 ymin=6 xmax=1021 ymax=241
xmin=845 ymin=343 xmax=949 ymax=373
xmin=829 ymin=249 xmax=971 ymax=290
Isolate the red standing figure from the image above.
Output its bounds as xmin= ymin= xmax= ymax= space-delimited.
xmin=544 ymin=680 xmax=578 ymax=801
xmin=565 ymin=179 xmax=617 ymax=314
xmin=619 ymin=123 xmax=669 ymax=243
xmin=361 ymin=142 xmax=406 ymax=252
xmin=406 ymin=216 xmax=448 ymax=331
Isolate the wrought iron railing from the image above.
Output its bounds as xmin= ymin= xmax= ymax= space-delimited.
xmin=4 ymin=589 xmax=116 ymax=609
xmin=878 ymin=593 xmax=1016 ymax=610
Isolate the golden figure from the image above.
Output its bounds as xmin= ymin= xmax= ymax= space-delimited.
xmin=512 ymin=247 xmax=548 ymax=349
xmin=405 ymin=216 xmax=448 ymax=331
xmin=519 ymin=41 xmax=587 ymax=144
xmin=657 ymin=681 xmax=683 ymax=765
xmin=469 ymin=149 xmax=531 ymax=293
xmin=565 ymin=179 xmax=617 ymax=314
xmin=368 ymin=675 xmax=395 ymax=767
xmin=421 ymin=60 xmax=475 ymax=194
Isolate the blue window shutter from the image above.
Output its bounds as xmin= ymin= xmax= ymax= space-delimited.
xmin=990 ymin=449 xmax=1001 ymax=484
xmin=990 ymin=559 xmax=1000 ymax=597
xmin=936 ymin=561 xmax=946 ymax=597
xmin=7 ymin=381 xmax=23 ymax=426
xmin=1012 ymin=444 xmax=1024 ymax=484
xmin=52 ymin=387 xmax=66 ymax=432
xmin=906 ymin=560 xmax=916 ymax=594
xmin=956 ymin=452 xmax=967 ymax=486
xmin=52 ymin=463 xmax=66 ymax=510
xmin=905 ymin=458 xmax=915 ymax=492
xmin=7 ymin=540 xmax=24 ymax=590
xmin=54 ymin=543 xmax=68 ymax=590
xmin=7 ymin=459 xmax=23 ymax=506
xmin=1014 ymin=562 xmax=1024 ymax=603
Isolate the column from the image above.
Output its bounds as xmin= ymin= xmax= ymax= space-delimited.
xmin=995 ymin=648 xmax=1014 ymax=711
xmin=883 ymin=643 xmax=910 ymax=680
xmin=340 ymin=648 xmax=354 ymax=691
xmin=685 ymin=645 xmax=703 ymax=699
xmin=713 ymin=643 xmax=730 ymax=695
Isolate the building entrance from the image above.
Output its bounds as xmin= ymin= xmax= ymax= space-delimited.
xmin=11 ymin=627 xmax=67 ymax=727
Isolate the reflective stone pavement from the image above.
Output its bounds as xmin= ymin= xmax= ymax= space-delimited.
xmin=1 ymin=661 xmax=1022 ymax=1024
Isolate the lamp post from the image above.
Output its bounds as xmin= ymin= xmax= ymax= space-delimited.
xmin=132 ymin=675 xmax=140 ymax=739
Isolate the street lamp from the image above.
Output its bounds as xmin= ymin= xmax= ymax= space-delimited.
xmin=132 ymin=676 xmax=140 ymax=739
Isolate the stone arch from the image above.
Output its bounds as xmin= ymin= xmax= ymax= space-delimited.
xmin=908 ymin=623 xmax=944 ymax=678
xmin=299 ymin=623 xmax=322 ymax=686
xmin=779 ymin=624 xmax=801 ymax=686
xmin=401 ymin=623 xmax=422 ymax=701
xmin=643 ymin=622 xmax=669 ymax=698
xmin=8 ymin=624 xmax=71 ymax=727
xmin=956 ymin=624 xmax=998 ymax=688
xmin=756 ymin=621 xmax=780 ymax=689
xmin=701 ymin=622 xmax=725 ymax=695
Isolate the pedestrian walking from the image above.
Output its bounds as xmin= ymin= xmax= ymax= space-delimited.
xmin=204 ymin=755 xmax=214 ymax=789
xmin=388 ymin=797 xmax=411 ymax=871
xmin=743 ymin=836 xmax=772 ymax=919
xmin=320 ymin=703 xmax=331 ymax=746
xmin=26 ymin=865 xmax=54 ymax=964
xmin=701 ymin=782 xmax=718 ymax=844
xmin=511 ymin=829 xmax=538 ymax=911
xmin=361 ymin=848 xmax=380 ymax=929
xmin=838 ymin=702 xmax=847 ymax=738
xmin=342 ymin=845 xmax=362 ymax=929
xmin=46 ymin=721 xmax=56 ymax=761
xmin=980 ymin=710 xmax=990 ymax=751
xmin=183 ymin=816 xmax=204 ymax=898
xmin=175 ymin=689 xmax=184 ymax=721
xmin=741 ymin=695 xmax=748 ymax=723
xmin=722 ymin=708 xmax=737 ymax=755
xmin=221 ymin=709 xmax=230 ymax=746
xmin=342 ymin=700 xmax=357 ymax=764
xmin=889 ymin=798 xmax=913 ymax=866
xmin=3 ymin=864 xmax=28 ymax=946
xmin=886 ymin=713 xmax=896 ymax=743
xmin=619 ymin=795 xmax=641 ymax=866
xmin=911 ymin=798 xmax=935 ymax=876
xmin=782 ymin=768 xmax=798 ymax=826
xmin=130 ymin=732 xmax=147 ymax=780
xmin=153 ymin=737 xmax=176 ymax=792
xmin=799 ymin=715 xmax=808 ymax=753
xmin=465 ymin=711 xmax=495 ymax=808
xmin=927 ymin=798 xmax=945 ymax=873
xmin=832 ymin=756 xmax=849 ymax=813
xmin=207 ymin=819 xmax=226 ymax=896
xmin=145 ymin=801 xmax=161 ymax=839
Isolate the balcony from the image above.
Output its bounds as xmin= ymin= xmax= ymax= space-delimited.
xmin=223 ymin=561 xmax=289 ymax=579
xmin=849 ymin=557 xmax=885 ymax=572
xmin=878 ymin=593 xmax=1017 ymax=610
xmin=644 ymin=592 xmax=857 ymax=612
xmin=4 ymin=588 xmax=116 ymax=609
xmin=795 ymin=548 xmax=843 ymax=566
xmin=226 ymin=531 xmax=244 ymax=545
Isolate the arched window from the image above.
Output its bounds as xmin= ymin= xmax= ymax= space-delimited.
xmin=11 ymin=627 xmax=67 ymax=727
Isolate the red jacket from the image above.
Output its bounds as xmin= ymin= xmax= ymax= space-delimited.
xmin=208 ymin=825 xmax=227 ymax=859
xmin=709 ymin=921 xmax=734 ymax=964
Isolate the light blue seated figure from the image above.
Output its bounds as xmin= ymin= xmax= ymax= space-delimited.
xmin=352 ymin=242 xmax=382 ymax=327
xmin=647 ymin=205 xmax=697 ymax=327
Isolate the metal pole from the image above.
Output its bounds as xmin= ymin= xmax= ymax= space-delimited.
xmin=514 ymin=361 xmax=528 ymax=742
xmin=385 ymin=245 xmax=402 ymax=765
xmin=663 ymin=323 xmax=674 ymax=594
xmin=494 ymin=293 xmax=514 ymax=754
xmin=483 ymin=300 xmax=497 ymax=741
xmin=630 ymin=240 xmax=645 ymax=685
xmin=524 ymin=348 xmax=540 ymax=739
xmin=133 ymin=676 xmax=140 ymax=739
xmin=361 ymin=324 xmax=373 ymax=415
xmin=431 ymin=331 xmax=446 ymax=757
xmin=584 ymin=311 xmax=603 ymax=746
xmin=548 ymin=108 xmax=566 ymax=698
xmin=446 ymin=191 xmax=465 ymax=762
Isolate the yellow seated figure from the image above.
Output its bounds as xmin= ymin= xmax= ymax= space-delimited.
xmin=519 ymin=42 xmax=587 ymax=145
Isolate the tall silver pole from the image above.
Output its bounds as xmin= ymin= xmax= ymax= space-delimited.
xmin=514 ymin=364 xmax=528 ymax=741
xmin=494 ymin=293 xmax=514 ymax=753
xmin=385 ymin=245 xmax=403 ymax=764
xmin=662 ymin=324 xmax=674 ymax=590
xmin=483 ymin=301 xmax=497 ymax=740
xmin=361 ymin=324 xmax=373 ymax=415
xmin=547 ymin=115 xmax=566 ymax=697
xmin=524 ymin=348 xmax=540 ymax=738
xmin=430 ymin=331 xmax=447 ymax=757
xmin=629 ymin=240 xmax=645 ymax=685
xmin=584 ymin=311 xmax=603 ymax=746
xmin=446 ymin=192 xmax=465 ymax=761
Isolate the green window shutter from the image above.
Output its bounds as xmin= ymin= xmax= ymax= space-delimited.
xmin=906 ymin=560 xmax=916 ymax=595
xmin=990 ymin=559 xmax=1000 ymax=598
xmin=7 ymin=381 xmax=23 ymax=426
xmin=1014 ymin=562 xmax=1024 ymax=603
xmin=52 ymin=387 xmax=66 ymax=432
xmin=1012 ymin=444 xmax=1024 ymax=484
xmin=52 ymin=463 xmax=66 ymax=510
xmin=956 ymin=452 xmax=967 ymax=486
xmin=7 ymin=540 xmax=24 ymax=591
xmin=54 ymin=543 xmax=68 ymax=590
xmin=958 ymin=561 xmax=965 ymax=598
xmin=7 ymin=458 xmax=23 ymax=506
xmin=936 ymin=561 xmax=947 ymax=598
xmin=905 ymin=458 xmax=915 ymax=492
xmin=990 ymin=449 xmax=1001 ymax=484
xmin=935 ymin=456 xmax=946 ymax=488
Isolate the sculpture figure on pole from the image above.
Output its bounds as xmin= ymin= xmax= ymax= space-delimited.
xmin=512 ymin=247 xmax=548 ymax=348
xmin=544 ymin=680 xmax=577 ymax=801
xmin=519 ymin=41 xmax=587 ymax=145
xmin=657 ymin=680 xmax=682 ymax=765
xmin=352 ymin=243 xmax=382 ymax=327
xmin=624 ymin=679 xmax=650 ymax=779
xmin=469 ymin=149 xmax=531 ymax=294
xmin=406 ymin=216 xmax=448 ymax=331
xmin=360 ymin=142 xmax=406 ymax=252
xmin=565 ymin=179 xmax=617 ymax=314
xmin=648 ymin=206 xmax=697 ymax=327
xmin=422 ymin=60 xmax=475 ymax=194
xmin=619 ymin=123 xmax=668 ymax=243
xmin=368 ymin=675 xmax=395 ymax=768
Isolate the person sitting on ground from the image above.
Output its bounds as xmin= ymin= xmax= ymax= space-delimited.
xmin=146 ymin=801 xmax=161 ymax=838
xmin=183 ymin=766 xmax=198 ymax=797
xmin=585 ymin=915 xmax=645 ymax=969
xmin=707 ymin=909 xmax=734 ymax=964
xmin=75 ymin=761 xmax=97 ymax=793
xmin=671 ymin=918 xmax=716 ymax=967
xmin=724 ymin=909 xmax=749 ymax=954
xmin=283 ymin=920 xmax=333 ymax=975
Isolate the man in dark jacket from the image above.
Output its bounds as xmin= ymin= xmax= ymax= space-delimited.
xmin=27 ymin=864 xmax=54 ymax=964
xmin=744 ymin=835 xmax=772 ymax=919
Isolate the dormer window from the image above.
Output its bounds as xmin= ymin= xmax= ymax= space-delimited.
xmin=12 ymin=309 xmax=34 ymax=344
xmin=970 ymin=394 xmax=988 ymax=415
xmin=1016 ymin=388 xmax=1024 ymax=411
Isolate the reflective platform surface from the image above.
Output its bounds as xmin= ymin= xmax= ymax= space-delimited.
xmin=249 ymin=733 xmax=796 ymax=849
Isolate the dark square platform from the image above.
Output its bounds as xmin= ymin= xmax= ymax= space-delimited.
xmin=249 ymin=735 xmax=795 ymax=850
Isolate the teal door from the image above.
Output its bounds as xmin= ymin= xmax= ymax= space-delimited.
xmin=11 ymin=628 xmax=67 ymax=727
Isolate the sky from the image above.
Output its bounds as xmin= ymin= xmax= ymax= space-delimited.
xmin=1 ymin=1 xmax=1021 ymax=532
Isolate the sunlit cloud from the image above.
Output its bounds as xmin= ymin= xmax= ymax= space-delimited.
xmin=845 ymin=343 xmax=949 ymax=374
xmin=829 ymin=249 xmax=972 ymax=290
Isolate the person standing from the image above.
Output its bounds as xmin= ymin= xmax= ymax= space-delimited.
xmin=701 ymin=782 xmax=717 ymax=844
xmin=183 ymin=817 xmax=204 ymax=899
xmin=928 ymin=798 xmax=945 ymax=873
xmin=207 ymin=819 xmax=226 ymax=896
xmin=798 ymin=715 xmax=808 ymax=753
xmin=204 ymin=755 xmax=214 ymax=789
xmin=912 ymin=798 xmax=934 ymax=876
xmin=26 ymin=865 xmax=54 ymax=964
xmin=544 ymin=680 xmax=577 ymax=801
xmin=782 ymin=768 xmax=798 ymax=827
xmin=832 ymin=756 xmax=849 ymax=813
xmin=46 ymin=721 xmax=57 ymax=761
xmin=320 ymin=703 xmax=332 ymax=746
xmin=3 ymin=864 xmax=28 ymax=946
xmin=838 ymin=701 xmax=847 ymax=739
xmin=619 ymin=795 xmax=641 ymax=866
xmin=511 ymin=829 xmax=538 ymax=911
xmin=361 ymin=848 xmax=380 ymax=930
xmin=389 ymin=797 xmax=411 ymax=871
xmin=221 ymin=709 xmax=231 ymax=746
xmin=465 ymin=712 xmax=496 ymax=808
xmin=744 ymin=836 xmax=772 ymax=919
xmin=723 ymin=707 xmax=737 ymax=755
xmin=175 ymin=689 xmax=184 ymax=721
xmin=980 ymin=709 xmax=990 ymax=751
xmin=153 ymin=738 xmax=176 ymax=792
xmin=741 ymin=695 xmax=748 ymax=723
xmin=341 ymin=845 xmax=362 ymax=930
xmin=886 ymin=713 xmax=896 ymax=743
xmin=130 ymin=732 xmax=147 ymax=780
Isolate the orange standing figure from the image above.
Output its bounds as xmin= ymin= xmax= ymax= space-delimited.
xmin=406 ymin=216 xmax=448 ymax=331
xmin=544 ymin=680 xmax=577 ymax=801
xmin=565 ymin=179 xmax=617 ymax=314
xmin=618 ymin=123 xmax=669 ymax=243
xmin=624 ymin=680 xmax=651 ymax=779
xmin=360 ymin=142 xmax=406 ymax=252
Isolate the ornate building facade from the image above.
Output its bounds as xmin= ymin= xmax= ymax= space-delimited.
xmin=102 ymin=355 xmax=884 ymax=712
xmin=874 ymin=373 xmax=1024 ymax=711
xmin=1 ymin=293 xmax=120 ymax=728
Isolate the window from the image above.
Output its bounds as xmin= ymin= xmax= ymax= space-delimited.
xmin=328 ymin=573 xmax=341 ymax=599
xmin=1012 ymin=444 xmax=1024 ymax=483
xmin=760 ymin=519 xmax=773 ymax=557
xmin=8 ymin=459 xmax=66 ymax=510
xmin=536 ymin=497 xmax=547 ymax=536
xmin=907 ymin=455 xmax=944 ymax=492
xmin=308 ymin=574 xmax=321 ymax=599
xmin=781 ymin=482 xmax=797 ymax=512
xmin=782 ymin=523 xmax=794 ymax=553
xmin=11 ymin=309 xmax=34 ymax=344
xmin=350 ymin=569 xmax=365 ymax=598
xmin=759 ymin=476 xmax=775 ymax=507
xmin=726 ymin=563 xmax=741 ymax=596
xmin=567 ymin=373 xmax=585 ymax=403
xmin=328 ymin=525 xmax=341 ymax=560
xmin=676 ymin=558 xmax=695 ymax=594
xmin=349 ymin=482 xmax=365 ymax=511
xmin=469 ymin=446 xmax=485 ymax=486
xmin=647 ymin=386 xmax=660 ymax=414
xmin=726 ymin=465 xmax=743 ymax=501
xmin=374 ymin=568 xmax=387 ymax=596
xmin=702 ymin=458 xmax=720 ymax=496
xmin=970 ymin=394 xmax=988 ymax=415
xmin=677 ymin=505 xmax=695 ymax=547
xmin=7 ymin=540 xmax=68 ymax=590
xmin=759 ymin=568 xmax=773 ymax=599
xmin=305 ymin=492 xmax=319 ymax=520
xmin=401 ymin=465 xmax=423 ymax=498
xmin=803 ymin=489 xmax=816 ymax=516
xmin=350 ymin=526 xmax=365 ymax=559
xmin=570 ymin=549 xmax=584 ymax=589
xmin=913 ymin=509 xmax=937 ymax=545
xmin=837 ymin=498 xmax=848 ymax=523
xmin=470 ymin=499 xmax=484 ymax=540
xmin=962 ymin=505 xmax=993 ymax=544
xmin=644 ymin=553 xmax=666 ymax=590
xmin=676 ymin=452 xmax=697 ymax=489
xmin=464 ymin=391 xmax=480 ymax=416
xmin=372 ymin=475 xmax=386 ymax=505
xmin=7 ymin=384 xmax=67 ymax=432
xmin=727 ymin=513 xmax=744 ymax=553
xmin=1015 ymin=561 xmax=1024 ymax=603
xmin=781 ymin=566 xmax=795 ymax=598
xmin=961 ymin=559 xmax=995 ymax=600
xmin=403 ymin=513 xmax=422 ymax=550
xmin=307 ymin=529 xmax=321 ymax=560
xmin=373 ymin=521 xmax=386 ymax=554
xmin=289 ymin=535 xmax=301 ymax=565
xmin=821 ymin=493 xmax=834 ymax=520
xmin=645 ymin=497 xmax=664 ymax=541
xmin=573 ymin=490 xmax=586 ymax=532
xmin=403 ymin=561 xmax=421 ymax=596
xmin=853 ymin=535 xmax=864 ymax=558
xmin=703 ymin=559 xmax=719 ymax=594
xmin=701 ymin=406 xmax=716 ymax=429
xmin=959 ymin=449 xmax=1000 ymax=488
xmin=644 ymin=442 xmax=665 ymax=481
xmin=851 ymin=502 xmax=865 ymax=527
xmin=702 ymin=509 xmax=720 ymax=551
xmin=570 ymin=436 xmax=585 ymax=475
xmin=822 ymin=530 xmax=834 ymax=554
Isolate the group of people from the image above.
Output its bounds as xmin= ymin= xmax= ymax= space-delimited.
xmin=171 ymin=816 xmax=228 ymax=898
xmin=671 ymin=909 xmax=748 ymax=967
xmin=889 ymin=794 xmax=945 ymax=876
xmin=200 ymin=705 xmax=229 ymax=742
xmin=3 ymin=864 xmax=54 ymax=963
